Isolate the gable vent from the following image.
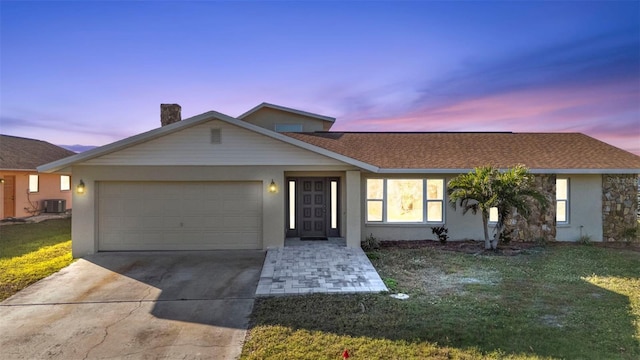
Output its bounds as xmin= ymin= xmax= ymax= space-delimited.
xmin=211 ymin=128 xmax=221 ymax=144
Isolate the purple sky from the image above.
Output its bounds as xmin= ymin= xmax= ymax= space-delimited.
xmin=1 ymin=1 xmax=639 ymax=155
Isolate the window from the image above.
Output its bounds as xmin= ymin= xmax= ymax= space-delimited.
xmin=330 ymin=180 xmax=338 ymax=229
xmin=489 ymin=207 xmax=498 ymax=223
xmin=275 ymin=124 xmax=303 ymax=132
xmin=556 ymin=178 xmax=569 ymax=224
xmin=288 ymin=180 xmax=296 ymax=229
xmin=60 ymin=175 xmax=70 ymax=191
xmin=387 ymin=179 xmax=423 ymax=222
xmin=366 ymin=179 xmax=384 ymax=222
xmin=366 ymin=178 xmax=444 ymax=223
xmin=426 ymin=179 xmax=444 ymax=222
xmin=28 ymin=175 xmax=39 ymax=193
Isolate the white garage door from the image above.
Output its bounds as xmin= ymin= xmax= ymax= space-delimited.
xmin=98 ymin=182 xmax=262 ymax=251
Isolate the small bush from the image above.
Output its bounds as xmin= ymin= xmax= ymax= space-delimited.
xmin=361 ymin=233 xmax=380 ymax=251
xmin=431 ymin=226 xmax=449 ymax=244
xmin=578 ymin=234 xmax=592 ymax=245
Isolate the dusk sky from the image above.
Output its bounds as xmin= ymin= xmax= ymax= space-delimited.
xmin=1 ymin=1 xmax=639 ymax=155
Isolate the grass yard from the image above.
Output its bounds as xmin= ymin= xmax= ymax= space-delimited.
xmin=0 ymin=218 xmax=73 ymax=301
xmin=242 ymin=243 xmax=640 ymax=360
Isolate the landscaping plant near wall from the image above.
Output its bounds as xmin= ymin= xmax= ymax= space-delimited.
xmin=448 ymin=165 xmax=548 ymax=250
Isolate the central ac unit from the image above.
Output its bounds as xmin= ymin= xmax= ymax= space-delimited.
xmin=43 ymin=199 xmax=66 ymax=213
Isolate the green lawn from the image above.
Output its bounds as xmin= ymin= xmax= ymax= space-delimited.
xmin=242 ymin=244 xmax=640 ymax=360
xmin=0 ymin=218 xmax=73 ymax=301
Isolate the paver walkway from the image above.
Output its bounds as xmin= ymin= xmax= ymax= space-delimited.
xmin=256 ymin=240 xmax=388 ymax=296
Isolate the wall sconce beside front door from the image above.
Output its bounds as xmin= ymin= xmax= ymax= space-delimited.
xmin=76 ymin=179 xmax=86 ymax=194
xmin=268 ymin=179 xmax=278 ymax=193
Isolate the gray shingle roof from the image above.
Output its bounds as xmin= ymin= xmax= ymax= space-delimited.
xmin=0 ymin=135 xmax=76 ymax=170
xmin=286 ymin=132 xmax=640 ymax=170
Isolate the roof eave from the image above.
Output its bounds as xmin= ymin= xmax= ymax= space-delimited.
xmin=0 ymin=167 xmax=37 ymax=171
xmin=376 ymin=168 xmax=640 ymax=174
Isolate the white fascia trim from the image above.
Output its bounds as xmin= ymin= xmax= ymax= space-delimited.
xmin=37 ymin=111 xmax=226 ymax=173
xmin=238 ymin=102 xmax=336 ymax=123
xmin=529 ymin=169 xmax=640 ymax=174
xmin=378 ymin=168 xmax=640 ymax=174
xmin=377 ymin=168 xmax=474 ymax=174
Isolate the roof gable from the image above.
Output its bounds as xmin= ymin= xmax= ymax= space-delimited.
xmin=38 ymin=111 xmax=376 ymax=173
xmin=0 ymin=134 xmax=76 ymax=170
xmin=238 ymin=102 xmax=335 ymax=123
xmin=80 ymin=120 xmax=351 ymax=167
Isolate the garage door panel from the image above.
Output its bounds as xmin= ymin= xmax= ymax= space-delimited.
xmin=99 ymin=182 xmax=262 ymax=251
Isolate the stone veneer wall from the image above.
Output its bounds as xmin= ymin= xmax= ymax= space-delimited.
xmin=504 ymin=174 xmax=556 ymax=242
xmin=602 ymin=174 xmax=638 ymax=242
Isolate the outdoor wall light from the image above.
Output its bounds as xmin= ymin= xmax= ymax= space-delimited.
xmin=76 ymin=179 xmax=86 ymax=194
xmin=268 ymin=179 xmax=278 ymax=193
xmin=0 ymin=179 xmax=4 ymax=184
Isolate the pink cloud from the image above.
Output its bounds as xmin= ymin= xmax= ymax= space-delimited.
xmin=334 ymin=79 xmax=640 ymax=155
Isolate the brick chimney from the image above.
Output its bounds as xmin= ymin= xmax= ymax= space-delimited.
xmin=160 ymin=104 xmax=181 ymax=126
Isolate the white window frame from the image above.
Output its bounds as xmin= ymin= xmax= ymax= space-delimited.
xmin=28 ymin=174 xmax=39 ymax=193
xmin=60 ymin=175 xmax=71 ymax=191
xmin=556 ymin=178 xmax=569 ymax=224
xmin=365 ymin=178 xmax=445 ymax=224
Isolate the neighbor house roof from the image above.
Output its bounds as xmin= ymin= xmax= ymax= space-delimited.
xmin=286 ymin=132 xmax=640 ymax=173
xmin=238 ymin=102 xmax=336 ymax=123
xmin=0 ymin=134 xmax=76 ymax=170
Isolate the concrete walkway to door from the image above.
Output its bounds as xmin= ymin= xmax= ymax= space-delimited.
xmin=256 ymin=239 xmax=388 ymax=296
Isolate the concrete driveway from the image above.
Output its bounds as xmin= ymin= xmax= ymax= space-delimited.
xmin=0 ymin=251 xmax=264 ymax=360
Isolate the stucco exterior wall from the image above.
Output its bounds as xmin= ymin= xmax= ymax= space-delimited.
xmin=70 ymin=165 xmax=355 ymax=257
xmin=361 ymin=173 xmax=607 ymax=243
xmin=1 ymin=170 xmax=72 ymax=219
xmin=360 ymin=173 xmax=485 ymax=242
xmin=241 ymin=107 xmax=331 ymax=132
xmin=556 ymin=174 xmax=603 ymax=241
xmin=602 ymin=174 xmax=638 ymax=242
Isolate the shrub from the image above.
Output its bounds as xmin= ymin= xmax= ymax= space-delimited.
xmin=578 ymin=234 xmax=592 ymax=245
xmin=431 ymin=226 xmax=449 ymax=244
xmin=361 ymin=233 xmax=380 ymax=251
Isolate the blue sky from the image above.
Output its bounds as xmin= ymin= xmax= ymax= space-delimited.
xmin=1 ymin=1 xmax=639 ymax=155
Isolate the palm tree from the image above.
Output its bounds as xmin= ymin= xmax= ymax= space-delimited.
xmin=448 ymin=165 xmax=548 ymax=250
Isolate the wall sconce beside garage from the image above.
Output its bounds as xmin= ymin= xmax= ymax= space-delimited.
xmin=268 ymin=179 xmax=278 ymax=193
xmin=76 ymin=179 xmax=86 ymax=194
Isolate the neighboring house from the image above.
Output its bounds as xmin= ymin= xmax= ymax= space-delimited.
xmin=38 ymin=103 xmax=640 ymax=257
xmin=1 ymin=135 xmax=75 ymax=219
